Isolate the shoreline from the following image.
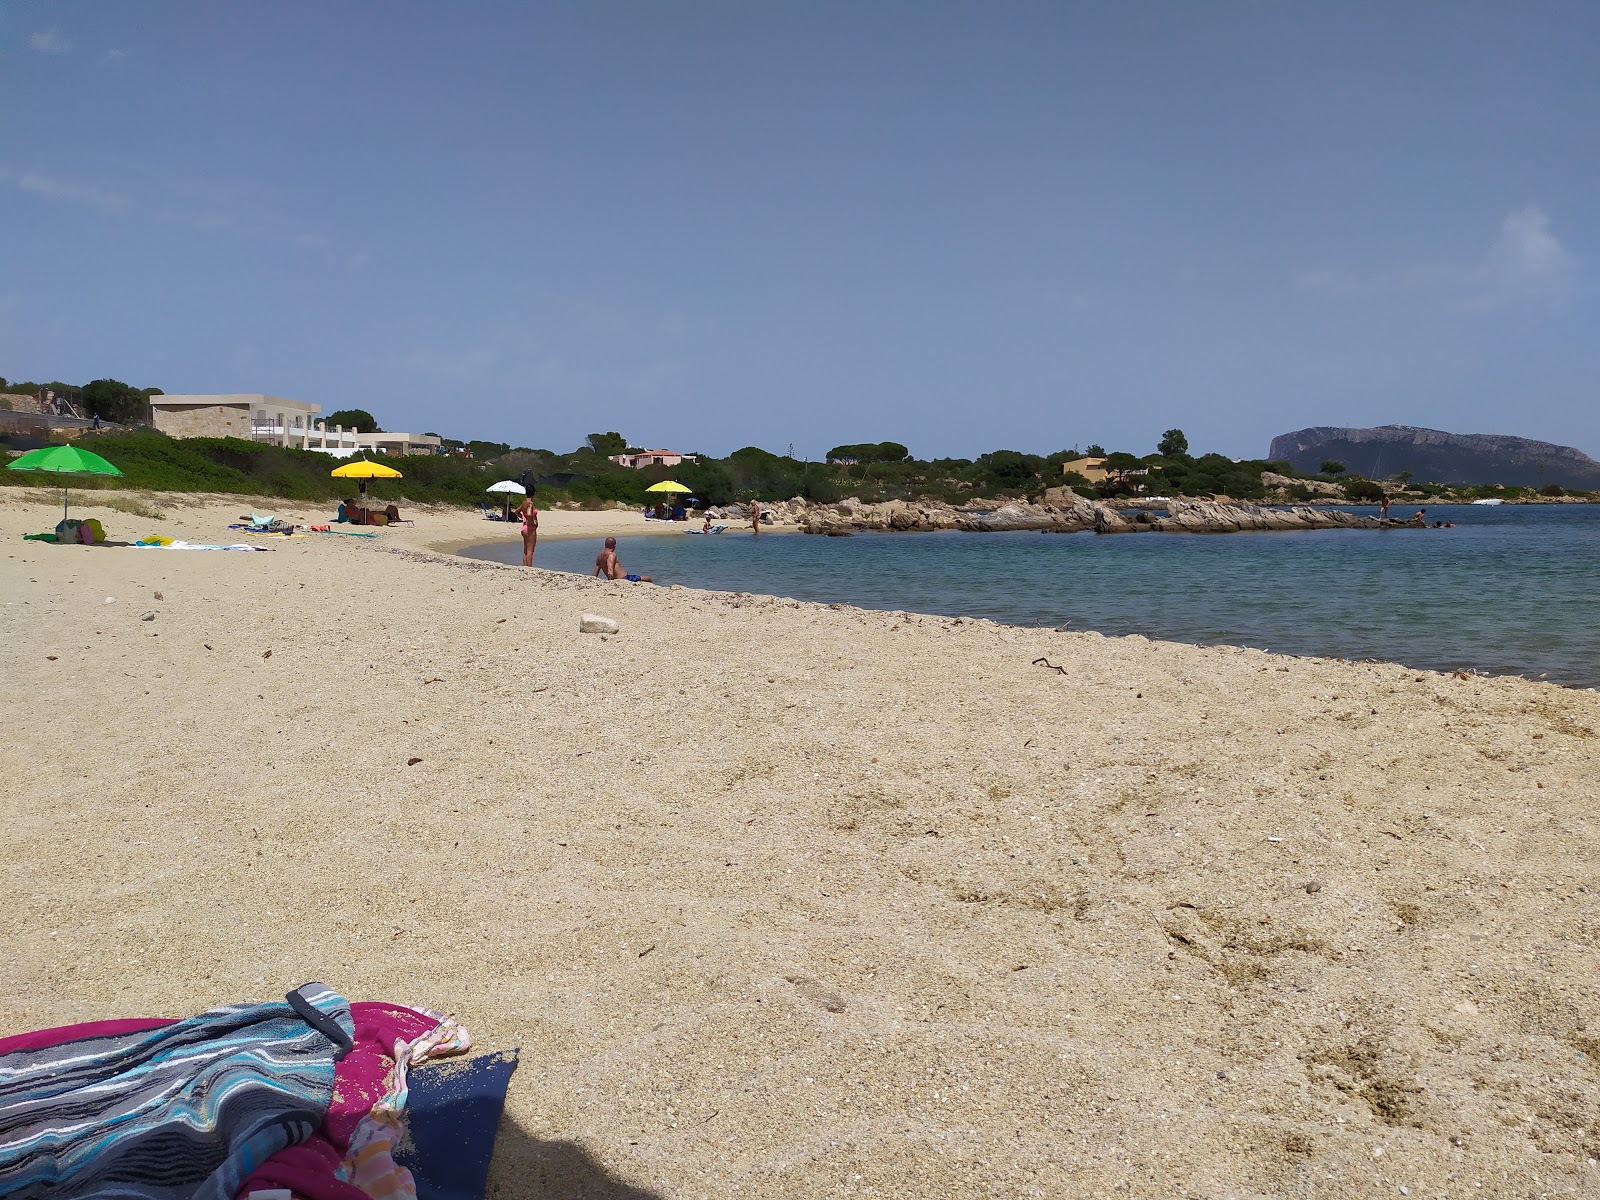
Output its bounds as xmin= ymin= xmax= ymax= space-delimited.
xmin=4 ymin=487 xmax=1599 ymax=1196
xmin=452 ymin=534 xmax=1600 ymax=694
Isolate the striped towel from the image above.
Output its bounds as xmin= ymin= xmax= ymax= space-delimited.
xmin=0 ymin=982 xmax=354 ymax=1200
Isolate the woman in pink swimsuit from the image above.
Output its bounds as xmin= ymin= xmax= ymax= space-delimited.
xmin=515 ymin=494 xmax=538 ymax=565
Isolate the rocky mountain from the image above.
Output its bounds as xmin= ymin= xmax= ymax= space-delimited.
xmin=1268 ymin=425 xmax=1600 ymax=489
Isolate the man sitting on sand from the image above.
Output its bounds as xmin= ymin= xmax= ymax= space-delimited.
xmin=594 ymin=537 xmax=652 ymax=583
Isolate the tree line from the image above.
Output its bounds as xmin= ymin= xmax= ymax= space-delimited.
xmin=2 ymin=372 xmax=1424 ymax=508
xmin=1 ymin=376 xmax=164 ymax=425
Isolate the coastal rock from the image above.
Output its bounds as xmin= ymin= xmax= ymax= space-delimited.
xmin=579 ymin=613 xmax=619 ymax=634
xmin=957 ymin=502 xmax=1058 ymax=532
xmin=1146 ymin=500 xmax=1382 ymax=534
xmin=798 ymin=499 xmax=965 ymax=534
xmin=800 ymin=491 xmax=1397 ymax=538
xmin=1093 ymin=508 xmax=1142 ymax=534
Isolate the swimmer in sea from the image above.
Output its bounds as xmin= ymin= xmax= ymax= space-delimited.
xmin=594 ymin=536 xmax=652 ymax=583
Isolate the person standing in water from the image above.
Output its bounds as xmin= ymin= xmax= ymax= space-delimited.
xmin=515 ymin=490 xmax=538 ymax=566
xmin=750 ymin=500 xmax=761 ymax=536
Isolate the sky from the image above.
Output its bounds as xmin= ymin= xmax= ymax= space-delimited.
xmin=4 ymin=1 xmax=1597 ymax=461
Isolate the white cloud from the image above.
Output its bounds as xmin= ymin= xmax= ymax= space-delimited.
xmin=1480 ymin=206 xmax=1576 ymax=304
xmin=29 ymin=28 xmax=72 ymax=53
xmin=105 ymin=48 xmax=127 ymax=64
xmin=15 ymin=169 xmax=129 ymax=212
xmin=1299 ymin=206 xmax=1578 ymax=309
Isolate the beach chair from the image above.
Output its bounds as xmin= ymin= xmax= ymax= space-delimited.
xmin=480 ymin=503 xmax=505 ymax=521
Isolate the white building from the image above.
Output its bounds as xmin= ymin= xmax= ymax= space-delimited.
xmin=149 ymin=393 xmax=440 ymax=455
xmin=150 ymin=394 xmax=320 ymax=444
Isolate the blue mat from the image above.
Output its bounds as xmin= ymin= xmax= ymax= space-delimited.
xmin=398 ymin=1049 xmax=520 ymax=1200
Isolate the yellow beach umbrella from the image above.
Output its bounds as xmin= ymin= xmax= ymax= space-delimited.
xmin=331 ymin=457 xmax=403 ymax=500
xmin=644 ymin=480 xmax=691 ymax=494
xmin=331 ymin=458 xmax=403 ymax=480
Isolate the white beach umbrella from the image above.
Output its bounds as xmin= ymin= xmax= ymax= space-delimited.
xmin=486 ymin=479 xmax=526 ymax=521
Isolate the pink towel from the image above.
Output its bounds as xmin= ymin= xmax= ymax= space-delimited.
xmin=234 ymin=1002 xmax=444 ymax=1199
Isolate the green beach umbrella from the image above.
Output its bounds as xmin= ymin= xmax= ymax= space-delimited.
xmin=6 ymin=444 xmax=124 ymax=522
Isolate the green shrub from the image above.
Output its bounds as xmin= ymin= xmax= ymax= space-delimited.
xmin=0 ymin=430 xmax=493 ymax=505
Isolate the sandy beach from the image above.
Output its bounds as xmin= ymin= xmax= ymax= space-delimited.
xmin=3 ymin=487 xmax=1597 ymax=1198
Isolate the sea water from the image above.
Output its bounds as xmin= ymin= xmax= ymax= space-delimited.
xmin=461 ymin=504 xmax=1600 ymax=688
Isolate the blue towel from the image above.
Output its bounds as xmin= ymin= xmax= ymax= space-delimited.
xmin=398 ymin=1049 xmax=520 ymax=1200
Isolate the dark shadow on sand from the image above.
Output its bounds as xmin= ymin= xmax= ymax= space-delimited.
xmin=488 ymin=1119 xmax=666 ymax=1199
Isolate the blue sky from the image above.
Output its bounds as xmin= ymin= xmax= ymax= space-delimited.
xmin=4 ymin=1 xmax=1596 ymax=460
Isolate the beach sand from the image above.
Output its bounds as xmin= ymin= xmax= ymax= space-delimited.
xmin=2 ymin=487 xmax=1597 ymax=1198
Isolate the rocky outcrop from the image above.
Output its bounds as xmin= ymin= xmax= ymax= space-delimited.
xmin=1269 ymin=424 xmax=1600 ymax=489
xmin=795 ymin=499 xmax=965 ymax=534
xmin=1091 ymin=499 xmax=1387 ymax=535
xmin=785 ymin=492 xmax=1399 ymax=536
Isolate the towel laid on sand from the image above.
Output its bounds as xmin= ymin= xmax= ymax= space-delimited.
xmin=0 ymin=983 xmax=353 ymax=1200
xmin=235 ymin=1003 xmax=469 ymax=1200
xmin=132 ymin=540 xmax=266 ymax=551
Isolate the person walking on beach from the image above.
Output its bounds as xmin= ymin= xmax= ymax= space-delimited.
xmin=594 ymin=537 xmax=652 ymax=583
xmin=515 ymin=491 xmax=538 ymax=566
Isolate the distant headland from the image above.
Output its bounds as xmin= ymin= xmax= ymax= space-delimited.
xmin=1269 ymin=425 xmax=1600 ymax=491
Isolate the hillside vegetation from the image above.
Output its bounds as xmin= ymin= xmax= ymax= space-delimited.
xmin=5 ymin=396 xmax=1595 ymax=510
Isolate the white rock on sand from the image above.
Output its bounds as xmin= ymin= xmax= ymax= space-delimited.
xmin=1 ymin=487 xmax=1598 ymax=1199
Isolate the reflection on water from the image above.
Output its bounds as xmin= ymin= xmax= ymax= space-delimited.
xmin=461 ymin=505 xmax=1600 ymax=687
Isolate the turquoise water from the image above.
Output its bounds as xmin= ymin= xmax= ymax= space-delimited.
xmin=462 ymin=505 xmax=1600 ymax=687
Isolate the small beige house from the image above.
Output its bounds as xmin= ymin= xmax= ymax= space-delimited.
xmin=1060 ymin=456 xmax=1110 ymax=482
